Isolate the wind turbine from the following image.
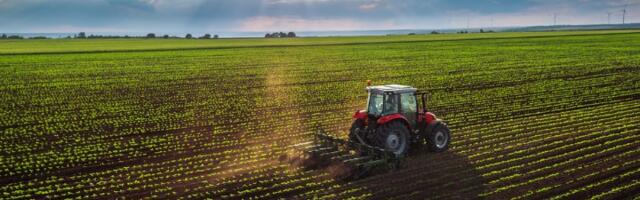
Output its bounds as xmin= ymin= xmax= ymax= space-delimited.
xmin=490 ymin=17 xmax=494 ymax=28
xmin=622 ymin=3 xmax=628 ymax=24
xmin=553 ymin=13 xmax=558 ymax=26
xmin=466 ymin=17 xmax=470 ymax=31
xmin=607 ymin=12 xmax=611 ymax=24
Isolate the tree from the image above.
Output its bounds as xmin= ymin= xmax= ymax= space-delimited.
xmin=77 ymin=32 xmax=86 ymax=39
xmin=185 ymin=33 xmax=192 ymax=39
xmin=430 ymin=31 xmax=439 ymax=34
xmin=1 ymin=34 xmax=6 ymax=39
xmin=7 ymin=35 xmax=23 ymax=39
xmin=213 ymin=34 xmax=219 ymax=39
xmin=146 ymin=33 xmax=156 ymax=38
xmin=266 ymin=32 xmax=296 ymax=38
xmin=163 ymin=35 xmax=169 ymax=39
xmin=200 ymin=34 xmax=211 ymax=39
xmin=480 ymin=29 xmax=484 ymax=33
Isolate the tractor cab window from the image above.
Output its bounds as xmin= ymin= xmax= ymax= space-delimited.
xmin=368 ymin=93 xmax=399 ymax=116
xmin=401 ymin=93 xmax=417 ymax=127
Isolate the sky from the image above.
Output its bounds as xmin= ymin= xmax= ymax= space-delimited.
xmin=0 ymin=0 xmax=638 ymax=33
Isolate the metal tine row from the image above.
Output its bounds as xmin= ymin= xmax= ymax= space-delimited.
xmin=342 ymin=156 xmax=375 ymax=164
xmin=309 ymin=149 xmax=377 ymax=170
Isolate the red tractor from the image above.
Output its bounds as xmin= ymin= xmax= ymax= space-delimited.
xmin=295 ymin=83 xmax=451 ymax=180
xmin=349 ymin=84 xmax=451 ymax=156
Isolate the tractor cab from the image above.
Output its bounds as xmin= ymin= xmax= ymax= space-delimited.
xmin=351 ymin=83 xmax=450 ymax=156
xmin=365 ymin=84 xmax=419 ymax=127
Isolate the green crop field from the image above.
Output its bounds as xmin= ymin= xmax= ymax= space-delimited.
xmin=1 ymin=30 xmax=639 ymax=199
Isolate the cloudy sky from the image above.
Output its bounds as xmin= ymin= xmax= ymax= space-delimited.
xmin=0 ymin=0 xmax=637 ymax=33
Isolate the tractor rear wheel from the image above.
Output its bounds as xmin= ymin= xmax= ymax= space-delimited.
xmin=427 ymin=123 xmax=450 ymax=152
xmin=375 ymin=121 xmax=409 ymax=156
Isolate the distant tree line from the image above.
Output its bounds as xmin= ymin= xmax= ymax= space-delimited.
xmin=457 ymin=29 xmax=494 ymax=34
xmin=71 ymin=32 xmax=168 ymax=39
xmin=0 ymin=32 xmax=222 ymax=39
xmin=73 ymin=32 xmax=220 ymax=39
xmin=144 ymin=33 xmax=219 ymax=39
xmin=265 ymin=32 xmax=296 ymax=38
xmin=407 ymin=31 xmax=441 ymax=35
xmin=480 ymin=29 xmax=494 ymax=33
xmin=1 ymin=34 xmax=23 ymax=39
xmin=0 ymin=34 xmax=48 ymax=39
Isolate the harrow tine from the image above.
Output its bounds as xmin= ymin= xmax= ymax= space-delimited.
xmin=331 ymin=153 xmax=358 ymax=161
xmin=306 ymin=146 xmax=337 ymax=154
xmin=319 ymin=150 xmax=344 ymax=158
xmin=342 ymin=156 xmax=374 ymax=164
xmin=290 ymin=141 xmax=314 ymax=147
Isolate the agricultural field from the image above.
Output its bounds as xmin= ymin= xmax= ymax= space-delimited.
xmin=1 ymin=30 xmax=639 ymax=199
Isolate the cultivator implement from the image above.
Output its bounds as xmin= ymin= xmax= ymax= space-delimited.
xmin=286 ymin=83 xmax=451 ymax=180
xmin=290 ymin=129 xmax=403 ymax=180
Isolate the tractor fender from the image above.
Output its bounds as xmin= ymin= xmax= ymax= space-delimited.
xmin=423 ymin=120 xmax=446 ymax=137
xmin=353 ymin=110 xmax=368 ymax=125
xmin=418 ymin=112 xmax=436 ymax=124
xmin=424 ymin=112 xmax=437 ymax=124
xmin=352 ymin=110 xmax=368 ymax=120
xmin=377 ymin=114 xmax=411 ymax=130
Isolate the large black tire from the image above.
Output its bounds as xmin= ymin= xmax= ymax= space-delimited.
xmin=426 ymin=123 xmax=451 ymax=152
xmin=375 ymin=121 xmax=410 ymax=156
xmin=348 ymin=119 xmax=365 ymax=144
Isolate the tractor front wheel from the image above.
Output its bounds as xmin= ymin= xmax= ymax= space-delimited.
xmin=427 ymin=123 xmax=451 ymax=152
xmin=375 ymin=121 xmax=409 ymax=156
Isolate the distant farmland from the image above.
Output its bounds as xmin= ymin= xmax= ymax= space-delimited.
xmin=1 ymin=30 xmax=639 ymax=199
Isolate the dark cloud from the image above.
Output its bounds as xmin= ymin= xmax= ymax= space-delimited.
xmin=0 ymin=0 xmax=637 ymax=33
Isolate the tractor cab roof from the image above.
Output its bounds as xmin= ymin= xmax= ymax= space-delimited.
xmin=367 ymin=84 xmax=417 ymax=94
